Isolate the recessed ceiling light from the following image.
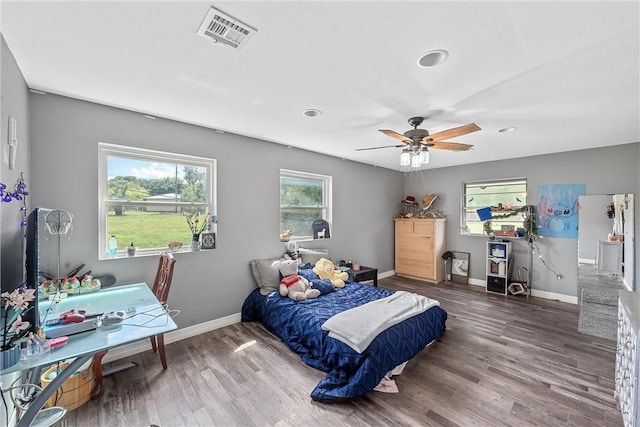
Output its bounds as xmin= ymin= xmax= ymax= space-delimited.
xmin=418 ymin=50 xmax=449 ymax=68
xmin=303 ymin=109 xmax=322 ymax=118
xmin=215 ymin=129 xmax=225 ymax=134
xmin=143 ymin=114 xmax=156 ymax=120
xmin=497 ymin=127 xmax=517 ymax=133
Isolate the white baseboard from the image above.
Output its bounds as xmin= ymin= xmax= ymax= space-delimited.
xmin=468 ymin=278 xmax=485 ymax=287
xmin=530 ymin=289 xmax=578 ymax=304
xmin=103 ymin=312 xmax=241 ymax=364
xmin=379 ymin=270 xmax=395 ymax=279
xmin=473 ymin=278 xmax=577 ymax=304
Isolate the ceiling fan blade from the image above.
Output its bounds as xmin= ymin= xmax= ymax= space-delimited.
xmin=429 ymin=141 xmax=474 ymax=151
xmin=356 ymin=144 xmax=406 ymax=151
xmin=379 ymin=129 xmax=411 ymax=142
xmin=426 ymin=123 xmax=481 ymax=142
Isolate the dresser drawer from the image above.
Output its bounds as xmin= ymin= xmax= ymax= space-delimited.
xmin=396 ymin=262 xmax=435 ymax=280
xmin=397 ymin=249 xmax=434 ymax=265
xmin=414 ymin=221 xmax=435 ymax=235
xmin=397 ymin=236 xmax=434 ymax=251
xmin=395 ymin=221 xmax=414 ymax=235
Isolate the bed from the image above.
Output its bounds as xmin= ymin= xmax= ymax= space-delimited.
xmin=241 ymin=260 xmax=447 ymax=402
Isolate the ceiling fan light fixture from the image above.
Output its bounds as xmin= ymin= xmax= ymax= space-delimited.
xmin=400 ymin=149 xmax=411 ymax=166
xmin=420 ymin=148 xmax=430 ymax=164
xmin=418 ymin=50 xmax=449 ymax=68
xmin=411 ymin=153 xmax=422 ymax=168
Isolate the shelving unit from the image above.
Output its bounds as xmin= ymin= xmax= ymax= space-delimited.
xmin=486 ymin=241 xmax=512 ymax=294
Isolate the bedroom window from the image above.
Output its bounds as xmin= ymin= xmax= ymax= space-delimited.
xmin=462 ymin=178 xmax=527 ymax=236
xmin=280 ymin=169 xmax=332 ymax=241
xmin=98 ymin=143 xmax=216 ymax=258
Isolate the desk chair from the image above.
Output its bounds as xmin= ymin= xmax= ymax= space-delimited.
xmin=91 ymin=252 xmax=176 ymax=397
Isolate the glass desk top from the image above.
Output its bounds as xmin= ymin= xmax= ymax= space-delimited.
xmin=1 ymin=283 xmax=177 ymax=376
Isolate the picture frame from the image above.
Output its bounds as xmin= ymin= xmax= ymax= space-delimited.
xmin=451 ymin=251 xmax=470 ymax=285
xmin=200 ymin=232 xmax=216 ymax=249
xmin=312 ymin=219 xmax=331 ymax=239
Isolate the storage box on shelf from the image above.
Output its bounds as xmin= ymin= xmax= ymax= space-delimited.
xmin=394 ymin=218 xmax=446 ymax=283
xmin=486 ymin=241 xmax=512 ymax=294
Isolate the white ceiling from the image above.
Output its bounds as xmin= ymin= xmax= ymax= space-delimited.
xmin=1 ymin=1 xmax=639 ymax=171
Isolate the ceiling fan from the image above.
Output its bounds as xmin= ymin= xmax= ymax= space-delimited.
xmin=356 ymin=116 xmax=481 ymax=154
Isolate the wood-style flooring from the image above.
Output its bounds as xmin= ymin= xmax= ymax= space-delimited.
xmin=68 ymin=276 xmax=623 ymax=426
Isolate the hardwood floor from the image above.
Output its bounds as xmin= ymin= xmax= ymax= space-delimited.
xmin=68 ymin=276 xmax=623 ymax=426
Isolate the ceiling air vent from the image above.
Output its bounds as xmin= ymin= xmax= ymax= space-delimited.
xmin=197 ymin=6 xmax=257 ymax=50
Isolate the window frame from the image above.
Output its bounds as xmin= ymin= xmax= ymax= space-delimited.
xmin=461 ymin=178 xmax=528 ymax=237
xmin=279 ymin=169 xmax=332 ymax=242
xmin=98 ymin=142 xmax=217 ymax=258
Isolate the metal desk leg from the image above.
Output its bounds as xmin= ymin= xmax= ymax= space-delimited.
xmin=17 ymin=354 xmax=92 ymax=427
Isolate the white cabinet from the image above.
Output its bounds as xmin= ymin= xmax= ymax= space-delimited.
xmin=598 ymin=241 xmax=623 ymax=276
xmin=617 ymin=290 xmax=640 ymax=426
xmin=486 ymin=241 xmax=511 ymax=294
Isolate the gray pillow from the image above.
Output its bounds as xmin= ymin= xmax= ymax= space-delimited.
xmin=250 ymin=257 xmax=282 ymax=295
xmin=299 ymin=248 xmax=330 ymax=266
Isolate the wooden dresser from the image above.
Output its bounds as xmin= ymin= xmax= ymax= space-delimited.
xmin=394 ymin=218 xmax=446 ymax=283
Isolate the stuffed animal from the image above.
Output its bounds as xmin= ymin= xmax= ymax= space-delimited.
xmin=313 ymin=258 xmax=349 ymax=288
xmin=283 ymin=241 xmax=302 ymax=266
xmin=272 ymin=259 xmax=320 ymax=301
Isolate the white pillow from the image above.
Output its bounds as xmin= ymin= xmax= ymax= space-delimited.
xmin=250 ymin=257 xmax=282 ymax=295
xmin=299 ymin=248 xmax=330 ymax=266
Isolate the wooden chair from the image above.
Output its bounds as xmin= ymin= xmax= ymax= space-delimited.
xmin=149 ymin=251 xmax=176 ymax=370
xmin=92 ymin=252 xmax=176 ymax=397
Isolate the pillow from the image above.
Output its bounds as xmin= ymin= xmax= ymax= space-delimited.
xmin=250 ymin=257 xmax=282 ymax=295
xmin=310 ymin=279 xmax=336 ymax=295
xmin=299 ymin=248 xmax=330 ymax=265
xmin=298 ymin=267 xmax=319 ymax=282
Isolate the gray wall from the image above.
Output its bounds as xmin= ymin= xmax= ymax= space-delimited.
xmin=27 ymin=92 xmax=403 ymax=328
xmin=1 ymin=35 xmax=30 ymax=292
xmin=404 ymin=142 xmax=640 ymax=298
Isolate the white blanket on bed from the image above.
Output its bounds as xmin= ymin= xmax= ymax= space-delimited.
xmin=321 ymin=291 xmax=440 ymax=353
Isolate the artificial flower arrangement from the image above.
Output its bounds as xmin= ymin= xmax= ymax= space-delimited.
xmin=1 ymin=285 xmax=35 ymax=351
xmin=183 ymin=211 xmax=210 ymax=235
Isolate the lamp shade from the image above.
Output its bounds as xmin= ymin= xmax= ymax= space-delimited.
xmin=411 ymin=153 xmax=421 ymax=168
xmin=400 ymin=150 xmax=411 ymax=166
xmin=420 ymin=149 xmax=430 ymax=164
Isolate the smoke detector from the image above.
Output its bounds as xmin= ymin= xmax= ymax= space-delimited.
xmin=197 ymin=6 xmax=257 ymax=50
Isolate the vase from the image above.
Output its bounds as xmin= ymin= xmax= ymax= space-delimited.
xmin=191 ymin=233 xmax=201 ymax=251
xmin=1 ymin=345 xmax=20 ymax=370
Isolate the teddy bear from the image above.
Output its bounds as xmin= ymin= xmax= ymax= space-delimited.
xmin=272 ymin=259 xmax=320 ymax=301
xmin=283 ymin=241 xmax=302 ymax=266
xmin=313 ymin=258 xmax=349 ymax=288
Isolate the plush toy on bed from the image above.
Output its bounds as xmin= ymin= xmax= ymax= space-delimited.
xmin=283 ymin=241 xmax=302 ymax=266
xmin=313 ymin=258 xmax=349 ymax=288
xmin=273 ymin=259 xmax=321 ymax=301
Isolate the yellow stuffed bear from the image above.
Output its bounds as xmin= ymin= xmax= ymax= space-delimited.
xmin=313 ymin=258 xmax=349 ymax=288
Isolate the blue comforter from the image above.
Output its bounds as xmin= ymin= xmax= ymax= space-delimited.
xmin=241 ymin=282 xmax=447 ymax=402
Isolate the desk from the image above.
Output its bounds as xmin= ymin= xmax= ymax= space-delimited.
xmin=347 ymin=266 xmax=378 ymax=287
xmin=1 ymin=283 xmax=177 ymax=427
